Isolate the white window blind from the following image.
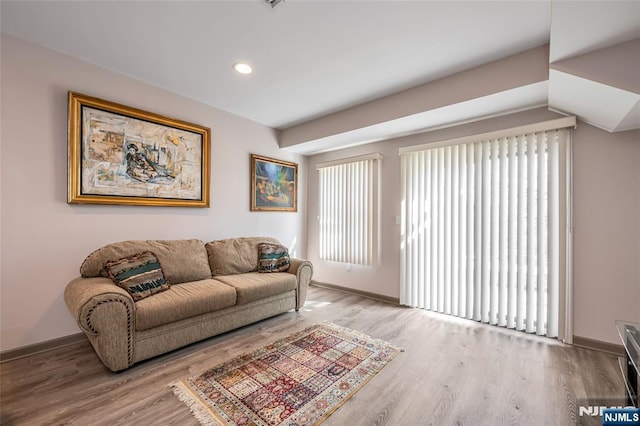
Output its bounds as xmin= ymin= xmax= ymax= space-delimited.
xmin=400 ymin=124 xmax=572 ymax=338
xmin=318 ymin=153 xmax=382 ymax=266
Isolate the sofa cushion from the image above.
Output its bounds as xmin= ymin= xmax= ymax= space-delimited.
xmin=81 ymin=239 xmax=212 ymax=284
xmin=214 ymin=272 xmax=296 ymax=305
xmin=104 ymin=251 xmax=170 ymax=301
xmin=206 ymin=237 xmax=280 ymax=276
xmin=258 ymin=243 xmax=291 ymax=273
xmin=134 ymin=279 xmax=237 ymax=331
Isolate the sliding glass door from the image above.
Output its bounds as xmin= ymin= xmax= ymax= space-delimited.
xmin=400 ymin=121 xmax=573 ymax=339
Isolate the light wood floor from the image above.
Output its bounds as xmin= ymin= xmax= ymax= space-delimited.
xmin=1 ymin=286 xmax=626 ymax=425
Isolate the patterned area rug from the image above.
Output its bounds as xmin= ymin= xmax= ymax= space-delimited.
xmin=171 ymin=322 xmax=402 ymax=426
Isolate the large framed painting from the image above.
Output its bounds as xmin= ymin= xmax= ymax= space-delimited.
xmin=67 ymin=91 xmax=211 ymax=207
xmin=250 ymin=154 xmax=297 ymax=212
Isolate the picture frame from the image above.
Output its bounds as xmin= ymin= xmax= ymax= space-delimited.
xmin=250 ymin=154 xmax=297 ymax=212
xmin=67 ymin=91 xmax=210 ymax=207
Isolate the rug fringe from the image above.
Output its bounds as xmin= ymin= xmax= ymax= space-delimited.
xmin=170 ymin=381 xmax=221 ymax=426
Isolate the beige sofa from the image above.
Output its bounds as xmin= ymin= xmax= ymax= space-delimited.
xmin=64 ymin=237 xmax=313 ymax=372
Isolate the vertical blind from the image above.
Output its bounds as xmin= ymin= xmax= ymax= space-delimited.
xmin=400 ymin=127 xmax=571 ymax=338
xmin=318 ymin=153 xmax=382 ymax=266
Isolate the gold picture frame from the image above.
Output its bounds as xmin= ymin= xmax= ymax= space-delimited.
xmin=250 ymin=154 xmax=297 ymax=212
xmin=67 ymin=91 xmax=210 ymax=207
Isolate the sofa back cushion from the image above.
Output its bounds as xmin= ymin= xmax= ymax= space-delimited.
xmin=206 ymin=237 xmax=281 ymax=276
xmin=80 ymin=239 xmax=212 ymax=284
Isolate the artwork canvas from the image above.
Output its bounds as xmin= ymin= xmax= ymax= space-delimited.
xmin=68 ymin=92 xmax=210 ymax=207
xmin=251 ymin=154 xmax=297 ymax=212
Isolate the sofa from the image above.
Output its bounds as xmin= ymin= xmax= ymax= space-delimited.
xmin=64 ymin=237 xmax=313 ymax=372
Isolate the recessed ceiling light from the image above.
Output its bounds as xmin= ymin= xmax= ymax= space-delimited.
xmin=233 ymin=62 xmax=253 ymax=75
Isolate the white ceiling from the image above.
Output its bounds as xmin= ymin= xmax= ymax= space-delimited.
xmin=1 ymin=0 xmax=638 ymax=154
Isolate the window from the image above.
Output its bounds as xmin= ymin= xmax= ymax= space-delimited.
xmin=317 ymin=153 xmax=383 ymax=266
xmin=399 ymin=118 xmax=574 ymax=339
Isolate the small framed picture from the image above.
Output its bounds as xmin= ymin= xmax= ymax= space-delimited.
xmin=250 ymin=154 xmax=297 ymax=212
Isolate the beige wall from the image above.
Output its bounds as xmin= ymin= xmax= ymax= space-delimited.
xmin=306 ymin=108 xmax=640 ymax=345
xmin=572 ymin=124 xmax=640 ymax=342
xmin=0 ymin=35 xmax=307 ymax=352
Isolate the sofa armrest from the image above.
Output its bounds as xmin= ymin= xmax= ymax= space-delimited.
xmin=288 ymin=258 xmax=313 ymax=310
xmin=64 ymin=276 xmax=135 ymax=372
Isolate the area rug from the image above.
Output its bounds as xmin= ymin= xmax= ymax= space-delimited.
xmin=170 ymin=322 xmax=403 ymax=426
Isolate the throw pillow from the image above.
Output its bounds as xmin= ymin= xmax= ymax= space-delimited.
xmin=258 ymin=243 xmax=291 ymax=273
xmin=104 ymin=251 xmax=170 ymax=301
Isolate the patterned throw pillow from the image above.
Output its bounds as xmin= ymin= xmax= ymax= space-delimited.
xmin=258 ymin=243 xmax=291 ymax=273
xmin=104 ymin=251 xmax=170 ymax=301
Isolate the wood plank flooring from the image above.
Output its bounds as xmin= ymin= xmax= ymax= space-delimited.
xmin=0 ymin=286 xmax=626 ymax=425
